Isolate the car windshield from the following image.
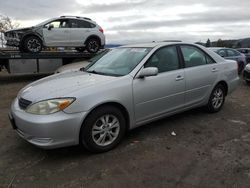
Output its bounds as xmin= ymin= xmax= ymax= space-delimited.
xmin=35 ymin=18 xmax=55 ymax=27
xmin=88 ymin=49 xmax=110 ymax=63
xmin=85 ymin=47 xmax=151 ymax=76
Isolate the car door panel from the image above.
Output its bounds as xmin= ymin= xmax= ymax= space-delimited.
xmin=184 ymin=65 xmax=219 ymax=106
xmin=43 ymin=28 xmax=71 ymax=46
xmin=180 ymin=45 xmax=219 ymax=107
xmin=133 ymin=70 xmax=185 ymax=123
xmin=132 ymin=46 xmax=185 ymax=123
xmin=42 ymin=19 xmax=71 ymax=46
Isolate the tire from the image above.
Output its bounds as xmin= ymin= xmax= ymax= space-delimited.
xmin=238 ymin=62 xmax=244 ymax=75
xmin=80 ymin=106 xmax=126 ymax=153
xmin=75 ymin=47 xmax=85 ymax=52
xmin=24 ymin=36 xmax=42 ymax=53
xmin=206 ymin=84 xmax=226 ymax=113
xmin=85 ymin=38 xmax=100 ymax=53
xmin=246 ymin=80 xmax=250 ymax=85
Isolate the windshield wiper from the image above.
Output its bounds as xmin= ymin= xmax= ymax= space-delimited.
xmin=85 ymin=70 xmax=121 ymax=77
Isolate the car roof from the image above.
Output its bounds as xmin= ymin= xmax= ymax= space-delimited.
xmin=121 ymin=42 xmax=194 ymax=48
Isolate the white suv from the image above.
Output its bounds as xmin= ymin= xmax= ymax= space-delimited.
xmin=4 ymin=16 xmax=105 ymax=53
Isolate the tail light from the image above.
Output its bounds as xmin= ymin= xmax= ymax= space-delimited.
xmin=99 ymin=28 xmax=104 ymax=33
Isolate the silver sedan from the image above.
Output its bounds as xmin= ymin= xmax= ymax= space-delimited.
xmin=9 ymin=42 xmax=239 ymax=152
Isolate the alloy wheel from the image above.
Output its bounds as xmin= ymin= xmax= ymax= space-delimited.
xmin=212 ymin=88 xmax=224 ymax=109
xmin=91 ymin=114 xmax=120 ymax=146
xmin=27 ymin=38 xmax=42 ymax=52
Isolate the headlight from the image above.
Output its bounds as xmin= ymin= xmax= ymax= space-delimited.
xmin=26 ymin=98 xmax=75 ymax=115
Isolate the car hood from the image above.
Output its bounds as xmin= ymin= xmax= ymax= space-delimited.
xmin=55 ymin=61 xmax=90 ymax=74
xmin=5 ymin=27 xmax=33 ymax=33
xmin=19 ymin=71 xmax=117 ymax=102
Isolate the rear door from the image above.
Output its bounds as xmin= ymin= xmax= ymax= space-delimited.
xmin=179 ymin=45 xmax=219 ymax=107
xmin=133 ymin=45 xmax=185 ymax=123
xmin=68 ymin=19 xmax=94 ymax=46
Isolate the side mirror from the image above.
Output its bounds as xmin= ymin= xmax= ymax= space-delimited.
xmin=138 ymin=67 xmax=158 ymax=78
xmin=48 ymin=24 xmax=54 ymax=30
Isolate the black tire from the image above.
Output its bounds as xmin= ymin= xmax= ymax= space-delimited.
xmin=85 ymin=38 xmax=100 ymax=53
xmin=238 ymin=62 xmax=244 ymax=75
xmin=80 ymin=106 xmax=126 ymax=153
xmin=23 ymin=36 xmax=42 ymax=53
xmin=246 ymin=80 xmax=250 ymax=85
xmin=206 ymin=84 xmax=226 ymax=113
xmin=75 ymin=47 xmax=85 ymax=52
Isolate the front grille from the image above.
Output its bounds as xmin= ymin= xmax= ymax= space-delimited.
xmin=18 ymin=98 xmax=32 ymax=110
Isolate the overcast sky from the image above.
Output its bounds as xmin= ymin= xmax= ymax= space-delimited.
xmin=1 ymin=0 xmax=250 ymax=44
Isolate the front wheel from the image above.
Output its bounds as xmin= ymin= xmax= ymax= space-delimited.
xmin=86 ymin=38 xmax=100 ymax=53
xmin=24 ymin=36 xmax=42 ymax=53
xmin=206 ymin=84 xmax=226 ymax=113
xmin=80 ymin=106 xmax=126 ymax=153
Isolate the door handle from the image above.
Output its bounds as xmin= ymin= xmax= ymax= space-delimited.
xmin=176 ymin=75 xmax=184 ymax=81
xmin=211 ymin=68 xmax=218 ymax=72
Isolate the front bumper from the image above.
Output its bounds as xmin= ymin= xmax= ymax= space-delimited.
xmin=243 ymin=69 xmax=250 ymax=81
xmin=10 ymin=98 xmax=87 ymax=149
xmin=5 ymin=38 xmax=20 ymax=47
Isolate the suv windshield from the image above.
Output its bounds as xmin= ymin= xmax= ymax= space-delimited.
xmin=85 ymin=47 xmax=151 ymax=76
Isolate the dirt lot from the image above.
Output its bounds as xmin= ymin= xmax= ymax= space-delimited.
xmin=0 ymin=72 xmax=250 ymax=188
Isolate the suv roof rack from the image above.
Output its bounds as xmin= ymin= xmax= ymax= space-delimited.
xmin=60 ymin=16 xmax=92 ymax=20
xmin=162 ymin=40 xmax=182 ymax=42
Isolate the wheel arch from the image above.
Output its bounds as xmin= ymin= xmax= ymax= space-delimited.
xmin=216 ymin=80 xmax=228 ymax=96
xmin=79 ymin=101 xmax=130 ymax=141
xmin=84 ymin=35 xmax=101 ymax=45
xmin=20 ymin=33 xmax=43 ymax=46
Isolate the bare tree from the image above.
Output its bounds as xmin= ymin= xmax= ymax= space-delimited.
xmin=0 ymin=15 xmax=19 ymax=47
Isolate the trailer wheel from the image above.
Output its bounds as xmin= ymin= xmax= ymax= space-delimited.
xmin=24 ymin=36 xmax=42 ymax=53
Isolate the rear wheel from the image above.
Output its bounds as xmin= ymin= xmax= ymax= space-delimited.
xmin=24 ymin=36 xmax=42 ymax=53
xmin=246 ymin=80 xmax=250 ymax=85
xmin=86 ymin=38 xmax=100 ymax=53
xmin=206 ymin=84 xmax=226 ymax=113
xmin=80 ymin=106 xmax=126 ymax=153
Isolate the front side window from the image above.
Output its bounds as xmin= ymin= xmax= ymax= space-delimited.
xmin=181 ymin=46 xmax=214 ymax=68
xmin=145 ymin=46 xmax=179 ymax=73
xmin=45 ymin=19 xmax=69 ymax=28
xmin=85 ymin=48 xmax=151 ymax=76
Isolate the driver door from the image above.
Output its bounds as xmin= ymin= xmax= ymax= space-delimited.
xmin=42 ymin=19 xmax=71 ymax=46
xmin=132 ymin=46 xmax=185 ymax=124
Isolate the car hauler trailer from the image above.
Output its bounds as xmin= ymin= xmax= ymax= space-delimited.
xmin=0 ymin=49 xmax=94 ymax=74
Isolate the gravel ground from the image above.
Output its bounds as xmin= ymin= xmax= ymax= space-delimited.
xmin=0 ymin=72 xmax=250 ymax=188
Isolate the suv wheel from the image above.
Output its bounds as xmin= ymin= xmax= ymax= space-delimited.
xmin=206 ymin=84 xmax=226 ymax=113
xmin=86 ymin=38 xmax=100 ymax=53
xmin=80 ymin=106 xmax=126 ymax=153
xmin=24 ymin=36 xmax=42 ymax=53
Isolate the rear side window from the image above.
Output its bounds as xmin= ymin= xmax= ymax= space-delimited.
xmin=77 ymin=20 xmax=94 ymax=28
xmin=145 ymin=46 xmax=179 ymax=73
xmin=68 ymin=19 xmax=95 ymax=28
xmin=180 ymin=46 xmax=215 ymax=68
